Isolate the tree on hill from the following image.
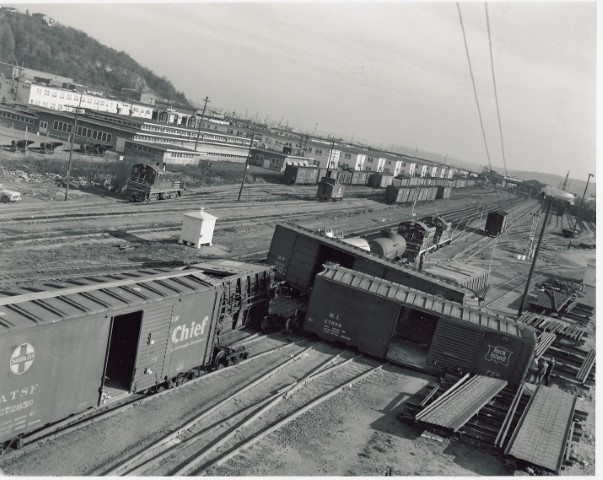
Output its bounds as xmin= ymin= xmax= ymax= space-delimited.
xmin=0 ymin=10 xmax=191 ymax=106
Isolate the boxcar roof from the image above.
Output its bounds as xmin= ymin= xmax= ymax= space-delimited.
xmin=0 ymin=268 xmax=220 ymax=334
xmin=276 ymin=223 xmax=468 ymax=293
xmin=317 ymin=265 xmax=532 ymax=339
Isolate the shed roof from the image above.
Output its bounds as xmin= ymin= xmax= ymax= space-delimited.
xmin=182 ymin=209 xmax=218 ymax=221
xmin=317 ymin=265 xmax=533 ymax=339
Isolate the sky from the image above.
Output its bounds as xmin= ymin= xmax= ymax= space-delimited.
xmin=8 ymin=1 xmax=598 ymax=180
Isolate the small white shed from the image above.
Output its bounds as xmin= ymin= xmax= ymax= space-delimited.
xmin=178 ymin=208 xmax=218 ymax=248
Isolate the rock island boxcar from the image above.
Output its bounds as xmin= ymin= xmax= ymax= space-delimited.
xmin=303 ymin=265 xmax=535 ymax=385
xmin=0 ymin=261 xmax=274 ymax=451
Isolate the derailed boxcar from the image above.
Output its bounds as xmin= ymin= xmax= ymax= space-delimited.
xmin=304 ymin=265 xmax=535 ymax=385
xmin=0 ymin=261 xmax=274 ymax=450
xmin=267 ymin=223 xmax=479 ymax=306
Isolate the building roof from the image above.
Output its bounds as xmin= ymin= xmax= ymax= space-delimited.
xmin=127 ymin=140 xmax=200 ymax=154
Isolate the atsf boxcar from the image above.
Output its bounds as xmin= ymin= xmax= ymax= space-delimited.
xmin=126 ymin=163 xmax=184 ymax=202
xmin=283 ymin=165 xmax=320 ymax=185
xmin=485 ymin=210 xmax=509 ymax=236
xmin=267 ymin=223 xmax=479 ymax=306
xmin=0 ymin=261 xmax=274 ymax=451
xmin=304 ymin=265 xmax=535 ymax=385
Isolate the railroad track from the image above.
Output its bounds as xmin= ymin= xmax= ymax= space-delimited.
xmin=94 ymin=343 xmax=381 ymax=476
xmin=0 ymin=333 xmax=300 ymax=463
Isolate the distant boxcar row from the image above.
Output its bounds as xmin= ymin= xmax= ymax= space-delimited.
xmin=283 ymin=164 xmax=477 ymax=189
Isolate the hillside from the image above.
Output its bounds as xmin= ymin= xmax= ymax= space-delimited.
xmin=0 ymin=9 xmax=191 ymax=106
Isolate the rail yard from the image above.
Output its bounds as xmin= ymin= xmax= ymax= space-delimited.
xmin=0 ymin=161 xmax=596 ymax=477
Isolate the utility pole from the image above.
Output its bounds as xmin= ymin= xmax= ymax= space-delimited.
xmin=327 ymin=139 xmax=335 ymax=175
xmin=567 ymin=173 xmax=594 ymax=249
xmin=238 ymin=132 xmax=255 ymax=202
xmin=65 ymin=93 xmax=84 ymax=201
xmin=518 ymin=196 xmax=553 ymax=316
xmin=561 ymin=170 xmax=570 ymax=191
xmin=194 ymin=96 xmax=210 ymax=152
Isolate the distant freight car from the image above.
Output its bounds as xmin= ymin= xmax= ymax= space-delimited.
xmin=317 ymin=177 xmax=345 ymax=201
xmin=385 ymin=185 xmax=412 ymax=204
xmin=350 ymin=171 xmax=369 ymax=185
xmin=267 ymin=223 xmax=480 ymax=306
xmin=283 ymin=165 xmax=320 ymax=185
xmin=368 ymin=173 xmax=394 ymax=189
xmin=0 ymin=261 xmax=274 ymax=451
xmin=485 ymin=210 xmax=509 ymax=236
xmin=435 ymin=186 xmax=452 ymax=199
xmin=303 ymin=265 xmax=535 ymax=385
xmin=126 ymin=163 xmax=184 ymax=202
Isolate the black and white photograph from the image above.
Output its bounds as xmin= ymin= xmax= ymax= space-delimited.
xmin=0 ymin=0 xmax=596 ymax=476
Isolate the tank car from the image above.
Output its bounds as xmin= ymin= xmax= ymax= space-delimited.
xmin=420 ymin=215 xmax=452 ymax=248
xmin=0 ymin=261 xmax=274 ymax=453
xmin=367 ymin=229 xmax=406 ymax=260
xmin=126 ymin=163 xmax=184 ymax=202
xmin=398 ymin=220 xmax=437 ymax=261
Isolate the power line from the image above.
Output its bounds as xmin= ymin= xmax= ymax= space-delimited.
xmin=485 ymin=3 xmax=508 ymax=179
xmin=457 ymin=2 xmax=504 ymax=218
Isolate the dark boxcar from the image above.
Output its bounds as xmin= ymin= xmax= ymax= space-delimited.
xmin=368 ymin=173 xmax=394 ymax=189
xmin=485 ymin=211 xmax=509 ymax=236
xmin=384 ymin=185 xmax=411 ymax=205
xmin=267 ymin=223 xmax=479 ymax=306
xmin=304 ymin=265 xmax=535 ymax=385
xmin=126 ymin=163 xmax=185 ymax=202
xmin=436 ymin=186 xmax=452 ymax=199
xmin=350 ymin=171 xmax=369 ymax=185
xmin=283 ymin=165 xmax=320 ymax=185
xmin=317 ymin=177 xmax=345 ymax=202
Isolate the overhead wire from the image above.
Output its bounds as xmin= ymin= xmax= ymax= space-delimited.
xmin=485 ymin=3 xmax=519 ymax=229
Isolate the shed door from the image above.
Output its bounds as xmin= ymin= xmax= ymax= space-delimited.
xmin=426 ymin=320 xmax=484 ymax=374
xmin=132 ymin=302 xmax=175 ymax=392
xmin=114 ymin=136 xmax=126 ymax=152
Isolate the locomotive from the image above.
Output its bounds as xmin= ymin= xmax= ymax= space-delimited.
xmin=0 ymin=260 xmax=274 ymax=452
xmin=126 ymin=163 xmax=185 ymax=202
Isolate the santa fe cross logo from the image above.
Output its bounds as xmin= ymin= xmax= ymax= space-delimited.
xmin=10 ymin=343 xmax=35 ymax=375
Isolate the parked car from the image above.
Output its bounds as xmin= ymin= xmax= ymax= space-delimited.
xmin=0 ymin=184 xmax=22 ymax=203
